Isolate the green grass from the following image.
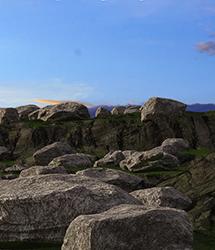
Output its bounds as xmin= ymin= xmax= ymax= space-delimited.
xmin=183 ymin=148 xmax=212 ymax=158
xmin=23 ymin=120 xmax=51 ymax=129
xmin=194 ymin=231 xmax=215 ymax=250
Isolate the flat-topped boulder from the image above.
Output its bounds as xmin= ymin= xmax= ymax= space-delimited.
xmin=36 ymin=102 xmax=90 ymax=122
xmin=95 ymin=107 xmax=111 ymax=118
xmin=49 ymin=153 xmax=96 ymax=173
xmin=141 ymin=97 xmax=187 ymax=121
xmin=62 ymin=204 xmax=193 ymax=250
xmin=33 ymin=142 xmax=74 ymax=166
xmin=130 ymin=187 xmax=192 ymax=211
xmin=111 ymin=106 xmax=126 ymax=115
xmin=0 ymin=108 xmax=19 ymax=125
xmin=19 ymin=165 xmax=67 ymax=177
xmin=16 ymin=105 xmax=40 ymax=120
xmin=0 ymin=174 xmax=140 ymax=242
xmin=76 ymin=168 xmax=146 ymax=192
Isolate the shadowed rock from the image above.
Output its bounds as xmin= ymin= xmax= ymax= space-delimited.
xmin=62 ymin=204 xmax=193 ymax=250
xmin=33 ymin=142 xmax=74 ymax=166
xmin=0 ymin=174 xmax=140 ymax=242
xmin=130 ymin=187 xmax=192 ymax=211
xmin=16 ymin=105 xmax=40 ymax=120
xmin=0 ymin=146 xmax=10 ymax=160
xmin=76 ymin=168 xmax=146 ymax=192
xmin=0 ymin=108 xmax=19 ymax=125
xmin=94 ymin=151 xmax=126 ymax=168
xmin=95 ymin=107 xmax=111 ymax=118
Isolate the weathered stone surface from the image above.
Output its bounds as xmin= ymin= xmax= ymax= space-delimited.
xmin=95 ymin=107 xmax=111 ymax=118
xmin=0 ymin=108 xmax=19 ymax=125
xmin=4 ymin=164 xmax=27 ymax=173
xmin=33 ymin=142 xmax=74 ymax=166
xmin=124 ymin=105 xmax=141 ymax=114
xmin=94 ymin=150 xmax=126 ymax=168
xmin=19 ymin=165 xmax=67 ymax=177
xmin=62 ymin=204 xmax=193 ymax=250
xmin=0 ymin=146 xmax=10 ymax=160
xmin=49 ymin=153 xmax=96 ymax=172
xmin=141 ymin=97 xmax=187 ymax=122
xmin=111 ymin=106 xmax=126 ymax=115
xmin=16 ymin=105 xmax=40 ymax=120
xmin=76 ymin=168 xmax=146 ymax=192
xmin=161 ymin=138 xmax=190 ymax=156
xmin=0 ymin=174 xmax=140 ymax=242
xmin=130 ymin=187 xmax=192 ymax=211
xmin=37 ymin=102 xmax=90 ymax=122
xmin=28 ymin=109 xmax=41 ymax=120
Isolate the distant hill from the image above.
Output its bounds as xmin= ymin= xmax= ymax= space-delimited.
xmin=88 ymin=104 xmax=215 ymax=117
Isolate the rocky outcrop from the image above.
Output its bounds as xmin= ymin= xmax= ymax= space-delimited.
xmin=16 ymin=105 xmax=40 ymax=120
xmin=141 ymin=97 xmax=187 ymax=122
xmin=161 ymin=138 xmax=190 ymax=156
xmin=95 ymin=107 xmax=111 ymax=118
xmin=49 ymin=153 xmax=96 ymax=173
xmin=76 ymin=168 xmax=146 ymax=192
xmin=36 ymin=102 xmax=90 ymax=122
xmin=33 ymin=142 xmax=74 ymax=166
xmin=19 ymin=165 xmax=67 ymax=177
xmin=62 ymin=204 xmax=193 ymax=250
xmin=124 ymin=105 xmax=141 ymax=114
xmin=111 ymin=106 xmax=126 ymax=115
xmin=130 ymin=187 xmax=192 ymax=211
xmin=0 ymin=174 xmax=140 ymax=242
xmin=4 ymin=164 xmax=27 ymax=173
xmin=0 ymin=108 xmax=19 ymax=126
xmin=0 ymin=146 xmax=10 ymax=160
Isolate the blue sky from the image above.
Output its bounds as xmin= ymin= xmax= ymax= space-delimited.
xmin=0 ymin=0 xmax=214 ymax=107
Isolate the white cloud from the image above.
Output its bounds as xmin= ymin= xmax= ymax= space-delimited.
xmin=0 ymin=80 xmax=95 ymax=107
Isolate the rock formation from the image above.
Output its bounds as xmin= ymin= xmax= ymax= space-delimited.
xmin=0 ymin=108 xmax=19 ymax=125
xmin=16 ymin=105 xmax=40 ymax=120
xmin=95 ymin=107 xmax=111 ymax=118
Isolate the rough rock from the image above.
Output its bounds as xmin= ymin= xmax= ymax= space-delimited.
xmin=49 ymin=153 xmax=96 ymax=173
xmin=124 ymin=105 xmax=141 ymax=114
xmin=130 ymin=187 xmax=192 ymax=211
xmin=62 ymin=204 xmax=193 ymax=250
xmin=0 ymin=108 xmax=19 ymax=125
xmin=94 ymin=150 xmax=126 ymax=168
xmin=161 ymin=138 xmax=190 ymax=156
xmin=76 ymin=168 xmax=146 ymax=192
xmin=141 ymin=97 xmax=187 ymax=122
xmin=111 ymin=106 xmax=126 ymax=115
xmin=33 ymin=142 xmax=74 ymax=166
xmin=95 ymin=107 xmax=111 ymax=118
xmin=37 ymin=102 xmax=90 ymax=122
xmin=16 ymin=105 xmax=40 ymax=120
xmin=4 ymin=164 xmax=27 ymax=173
xmin=0 ymin=174 xmax=140 ymax=242
xmin=0 ymin=146 xmax=10 ymax=160
xmin=19 ymin=165 xmax=67 ymax=177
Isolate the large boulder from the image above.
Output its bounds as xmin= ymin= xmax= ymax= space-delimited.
xmin=62 ymin=204 xmax=193 ymax=250
xmin=49 ymin=153 xmax=96 ymax=173
xmin=33 ymin=142 xmax=74 ymax=166
xmin=141 ymin=97 xmax=187 ymax=122
xmin=37 ymin=102 xmax=90 ymax=122
xmin=16 ymin=105 xmax=40 ymax=120
xmin=94 ymin=150 xmax=126 ymax=168
xmin=76 ymin=168 xmax=146 ymax=192
xmin=111 ymin=106 xmax=126 ymax=115
xmin=0 ymin=146 xmax=10 ymax=160
xmin=95 ymin=107 xmax=111 ymax=118
xmin=130 ymin=187 xmax=192 ymax=211
xmin=161 ymin=138 xmax=190 ymax=156
xmin=19 ymin=165 xmax=67 ymax=177
xmin=124 ymin=105 xmax=141 ymax=114
xmin=0 ymin=108 xmax=19 ymax=125
xmin=0 ymin=174 xmax=140 ymax=242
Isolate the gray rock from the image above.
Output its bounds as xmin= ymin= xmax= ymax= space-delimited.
xmin=76 ymin=168 xmax=146 ymax=192
xmin=111 ymin=106 xmax=126 ymax=115
xmin=0 ymin=108 xmax=19 ymax=125
xmin=16 ymin=105 xmax=40 ymax=120
xmin=62 ymin=204 xmax=193 ymax=250
xmin=94 ymin=151 xmax=126 ymax=168
xmin=37 ymin=102 xmax=90 ymax=122
xmin=33 ymin=142 xmax=74 ymax=166
xmin=161 ymin=138 xmax=190 ymax=156
xmin=95 ymin=107 xmax=111 ymax=118
xmin=141 ymin=97 xmax=187 ymax=122
xmin=28 ymin=109 xmax=41 ymax=120
xmin=0 ymin=146 xmax=10 ymax=160
xmin=130 ymin=187 xmax=192 ymax=211
xmin=19 ymin=165 xmax=67 ymax=177
xmin=0 ymin=174 xmax=140 ymax=242
xmin=49 ymin=153 xmax=96 ymax=173
xmin=124 ymin=105 xmax=141 ymax=114
xmin=4 ymin=164 xmax=27 ymax=173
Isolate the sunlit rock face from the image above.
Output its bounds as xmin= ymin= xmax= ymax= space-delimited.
xmin=0 ymin=174 xmax=141 ymax=242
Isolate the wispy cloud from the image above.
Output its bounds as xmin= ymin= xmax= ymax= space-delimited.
xmin=0 ymin=80 xmax=95 ymax=107
xmin=197 ymin=41 xmax=215 ymax=55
